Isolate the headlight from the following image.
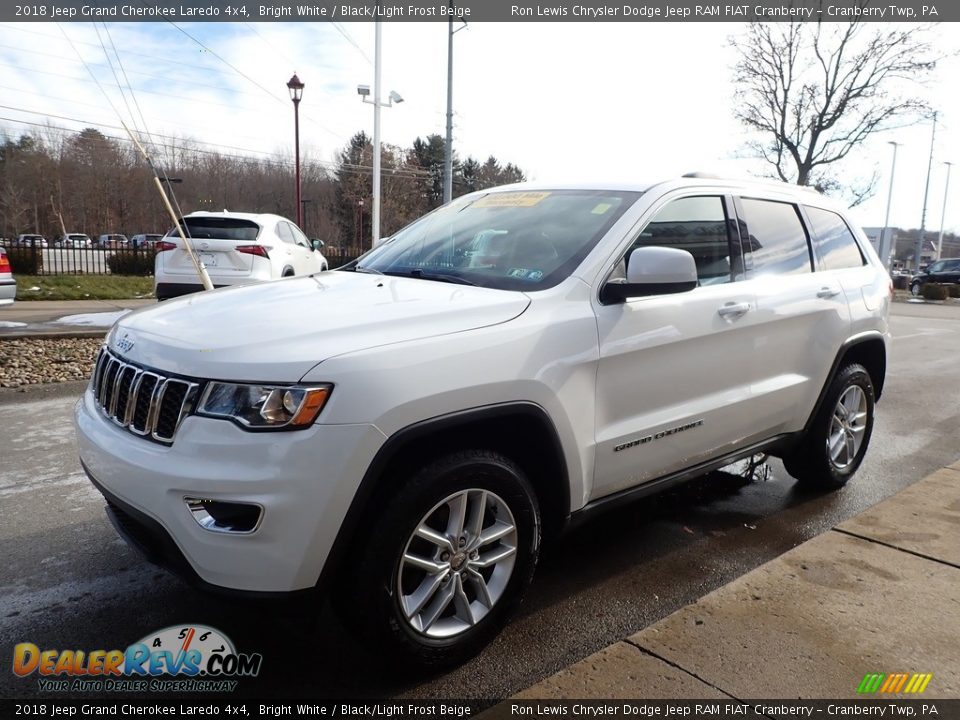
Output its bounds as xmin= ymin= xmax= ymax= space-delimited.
xmin=197 ymin=382 xmax=332 ymax=429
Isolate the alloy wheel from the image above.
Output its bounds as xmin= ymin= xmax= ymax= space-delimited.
xmin=397 ymin=488 xmax=518 ymax=639
xmin=827 ymin=385 xmax=868 ymax=470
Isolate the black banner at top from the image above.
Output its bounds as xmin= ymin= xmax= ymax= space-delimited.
xmin=1 ymin=0 xmax=954 ymax=23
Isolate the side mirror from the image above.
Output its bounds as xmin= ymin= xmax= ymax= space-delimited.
xmin=601 ymin=246 xmax=698 ymax=304
xmin=311 ymin=238 xmax=324 ymax=251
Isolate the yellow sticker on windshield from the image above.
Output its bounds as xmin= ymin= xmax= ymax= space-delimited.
xmin=591 ymin=203 xmax=613 ymax=214
xmin=474 ymin=192 xmax=551 ymax=208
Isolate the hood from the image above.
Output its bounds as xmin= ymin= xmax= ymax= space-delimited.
xmin=108 ymin=272 xmax=530 ymax=382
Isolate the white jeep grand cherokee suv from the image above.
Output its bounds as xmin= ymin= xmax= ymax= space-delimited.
xmin=76 ymin=178 xmax=890 ymax=667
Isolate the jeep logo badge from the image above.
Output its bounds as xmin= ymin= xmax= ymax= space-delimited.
xmin=115 ymin=331 xmax=135 ymax=355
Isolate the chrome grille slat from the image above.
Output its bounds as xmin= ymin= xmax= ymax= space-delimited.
xmin=88 ymin=347 xmax=198 ymax=445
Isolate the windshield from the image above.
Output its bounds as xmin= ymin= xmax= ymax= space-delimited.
xmin=354 ymin=189 xmax=640 ymax=290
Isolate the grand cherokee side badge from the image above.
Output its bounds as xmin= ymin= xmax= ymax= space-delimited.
xmin=614 ymin=419 xmax=704 ymax=452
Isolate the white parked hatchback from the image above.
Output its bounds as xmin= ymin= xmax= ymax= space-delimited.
xmin=77 ymin=177 xmax=890 ymax=668
xmin=154 ymin=211 xmax=328 ymax=301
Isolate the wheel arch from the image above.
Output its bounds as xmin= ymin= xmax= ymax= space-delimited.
xmin=804 ymin=332 xmax=887 ymax=435
xmin=317 ymin=402 xmax=570 ymax=590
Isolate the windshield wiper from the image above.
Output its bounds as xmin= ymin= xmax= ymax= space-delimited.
xmin=404 ymin=269 xmax=477 ymax=286
xmin=355 ymin=265 xmax=384 ymax=275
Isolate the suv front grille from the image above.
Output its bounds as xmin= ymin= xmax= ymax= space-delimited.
xmin=90 ymin=347 xmax=200 ymax=444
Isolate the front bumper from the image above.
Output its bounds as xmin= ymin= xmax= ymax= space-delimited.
xmin=75 ymin=387 xmax=387 ymax=593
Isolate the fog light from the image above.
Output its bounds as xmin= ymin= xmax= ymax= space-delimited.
xmin=185 ymin=497 xmax=262 ymax=534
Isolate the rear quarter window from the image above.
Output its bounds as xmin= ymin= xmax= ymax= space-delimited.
xmin=804 ymin=206 xmax=865 ymax=271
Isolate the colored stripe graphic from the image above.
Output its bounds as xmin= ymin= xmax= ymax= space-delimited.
xmin=858 ymin=673 xmax=932 ymax=694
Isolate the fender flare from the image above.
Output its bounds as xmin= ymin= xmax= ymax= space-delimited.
xmin=803 ymin=331 xmax=887 ymax=436
xmin=316 ymin=401 xmax=570 ymax=590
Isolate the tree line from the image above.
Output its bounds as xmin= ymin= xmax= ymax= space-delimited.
xmin=0 ymin=126 xmax=525 ymax=254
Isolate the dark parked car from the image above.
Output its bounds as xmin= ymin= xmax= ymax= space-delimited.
xmin=130 ymin=233 xmax=163 ymax=249
xmin=910 ymin=257 xmax=960 ymax=295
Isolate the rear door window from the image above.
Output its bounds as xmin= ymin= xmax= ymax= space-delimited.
xmin=804 ymin=206 xmax=865 ymax=270
xmin=737 ymin=198 xmax=812 ymax=276
xmin=276 ymin=222 xmax=296 ymax=245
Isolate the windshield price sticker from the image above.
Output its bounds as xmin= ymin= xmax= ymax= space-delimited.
xmin=474 ymin=192 xmax=551 ymax=208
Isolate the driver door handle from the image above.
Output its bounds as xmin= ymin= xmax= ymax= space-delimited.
xmin=817 ymin=287 xmax=842 ymax=298
xmin=718 ymin=302 xmax=751 ymax=319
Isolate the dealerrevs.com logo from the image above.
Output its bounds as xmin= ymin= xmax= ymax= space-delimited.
xmin=12 ymin=624 xmax=262 ymax=693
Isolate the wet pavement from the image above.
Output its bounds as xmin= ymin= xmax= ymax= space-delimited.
xmin=1 ymin=302 xmax=959 ymax=700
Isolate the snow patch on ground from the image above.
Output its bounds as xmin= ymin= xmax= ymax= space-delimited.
xmin=53 ymin=310 xmax=130 ymax=327
xmin=0 ymin=321 xmax=27 ymax=328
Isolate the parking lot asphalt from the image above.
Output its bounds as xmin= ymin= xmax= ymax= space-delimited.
xmin=0 ymin=299 xmax=155 ymax=338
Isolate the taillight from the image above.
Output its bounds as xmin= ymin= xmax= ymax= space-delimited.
xmin=157 ymin=241 xmax=177 ymax=252
xmin=236 ymin=245 xmax=270 ymax=259
xmin=0 ymin=254 xmax=10 ymax=273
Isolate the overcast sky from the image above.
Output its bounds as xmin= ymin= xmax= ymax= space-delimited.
xmin=0 ymin=20 xmax=957 ymax=232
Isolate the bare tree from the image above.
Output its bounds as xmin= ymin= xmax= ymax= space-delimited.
xmin=732 ymin=18 xmax=938 ymax=204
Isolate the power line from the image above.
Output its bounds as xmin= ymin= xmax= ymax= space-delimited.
xmin=0 ymin=23 xmax=228 ymax=75
xmin=244 ymin=22 xmax=298 ymax=69
xmin=162 ymin=19 xmax=344 ymax=141
xmin=0 ymin=60 xmax=272 ymax=114
xmin=331 ymin=22 xmax=373 ymax=66
xmin=0 ymin=41 xmax=267 ymax=99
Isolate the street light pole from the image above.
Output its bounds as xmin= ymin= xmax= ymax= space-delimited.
xmin=359 ymin=24 xmax=403 ymax=248
xmin=914 ymin=111 xmax=937 ymax=271
xmin=286 ymin=73 xmax=305 ymax=228
xmin=880 ymin=141 xmax=899 ymax=270
xmin=443 ymin=12 xmax=467 ymax=205
xmin=372 ymin=22 xmax=382 ymax=246
xmin=936 ymin=161 xmax=953 ymax=261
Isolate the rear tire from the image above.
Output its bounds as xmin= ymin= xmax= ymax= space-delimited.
xmin=337 ymin=449 xmax=540 ymax=669
xmin=783 ymin=363 xmax=875 ymax=490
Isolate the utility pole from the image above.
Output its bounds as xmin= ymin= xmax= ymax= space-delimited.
xmin=936 ymin=161 xmax=953 ymax=261
xmin=880 ymin=141 xmax=899 ymax=270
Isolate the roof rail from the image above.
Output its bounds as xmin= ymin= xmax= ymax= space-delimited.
xmin=681 ymin=171 xmax=723 ymax=179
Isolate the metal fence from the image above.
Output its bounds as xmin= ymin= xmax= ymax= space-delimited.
xmin=4 ymin=245 xmax=360 ymax=276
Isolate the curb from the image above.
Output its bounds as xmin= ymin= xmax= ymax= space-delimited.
xmin=0 ymin=329 xmax=108 ymax=340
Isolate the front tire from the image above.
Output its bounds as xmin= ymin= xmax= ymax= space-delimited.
xmin=910 ymin=282 xmax=921 ymax=296
xmin=339 ymin=450 xmax=540 ymax=669
xmin=783 ymin=363 xmax=875 ymax=490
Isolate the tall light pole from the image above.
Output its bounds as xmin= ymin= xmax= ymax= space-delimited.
xmin=936 ymin=161 xmax=953 ymax=260
xmin=914 ymin=111 xmax=937 ymax=271
xmin=880 ymin=141 xmax=900 ymax=270
xmin=358 ymin=22 xmax=403 ymax=247
xmin=286 ymin=73 xmax=305 ymax=227
xmin=443 ymin=11 xmax=468 ymax=205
